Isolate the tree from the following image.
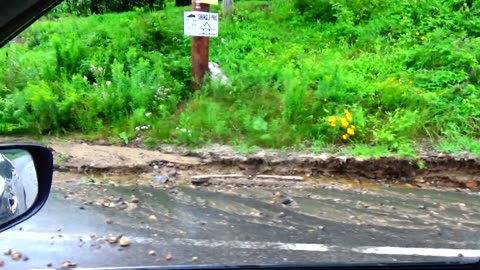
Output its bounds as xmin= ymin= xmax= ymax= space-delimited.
xmin=223 ymin=0 xmax=233 ymax=18
xmin=175 ymin=0 xmax=190 ymax=6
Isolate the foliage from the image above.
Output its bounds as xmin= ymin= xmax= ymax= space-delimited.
xmin=53 ymin=0 xmax=165 ymax=16
xmin=1 ymin=0 xmax=480 ymax=156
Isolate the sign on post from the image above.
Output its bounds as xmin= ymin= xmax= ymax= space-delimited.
xmin=184 ymin=11 xmax=219 ymax=37
xmin=199 ymin=0 xmax=218 ymax=4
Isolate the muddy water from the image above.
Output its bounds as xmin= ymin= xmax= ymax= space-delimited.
xmin=54 ymin=171 xmax=480 ymax=244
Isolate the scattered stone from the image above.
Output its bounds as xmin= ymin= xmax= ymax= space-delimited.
xmin=192 ymin=256 xmax=199 ymax=262
xmin=276 ymin=212 xmax=287 ymax=218
xmin=465 ymin=181 xmax=478 ymax=189
xmin=166 ymin=163 xmax=174 ymax=167
xmin=119 ymin=236 xmax=130 ymax=247
xmin=418 ymin=205 xmax=426 ymax=209
xmin=153 ymin=176 xmax=169 ymax=183
xmin=165 ymin=254 xmax=173 ymax=261
xmin=103 ymin=202 xmax=116 ymax=208
xmin=281 ymin=197 xmax=293 ymax=205
xmin=0 ymin=259 xmax=4 ymax=266
xmin=318 ymin=226 xmax=325 ymax=230
xmin=79 ymin=206 xmax=85 ymax=210
xmin=131 ymin=198 xmax=140 ymax=203
xmin=10 ymin=251 xmax=21 ymax=261
xmin=274 ymin=191 xmax=282 ymax=197
xmin=167 ymin=170 xmax=178 ymax=178
xmin=148 ymin=250 xmax=157 ymax=256
xmin=148 ymin=215 xmax=158 ymax=221
xmin=47 ymin=263 xmax=53 ymax=268
xmin=3 ymin=249 xmax=11 ymax=256
xmin=62 ymin=261 xmax=77 ymax=268
xmin=153 ymin=165 xmax=159 ymax=170
xmin=23 ymin=255 xmax=29 ymax=261
xmin=106 ymin=218 xmax=113 ymax=224
xmin=89 ymin=233 xmax=97 ymax=239
xmin=106 ymin=235 xmax=119 ymax=244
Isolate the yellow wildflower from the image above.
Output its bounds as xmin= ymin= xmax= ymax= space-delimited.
xmin=420 ymin=36 xmax=426 ymax=41
xmin=341 ymin=134 xmax=349 ymax=140
xmin=323 ymin=98 xmax=327 ymax=102
xmin=350 ymin=125 xmax=356 ymax=130
xmin=415 ymin=32 xmax=420 ymax=36
xmin=339 ymin=117 xmax=349 ymax=129
xmin=347 ymin=127 xmax=355 ymax=136
xmin=388 ymin=78 xmax=395 ymax=83
xmin=344 ymin=109 xmax=352 ymax=121
xmin=327 ymin=117 xmax=337 ymax=127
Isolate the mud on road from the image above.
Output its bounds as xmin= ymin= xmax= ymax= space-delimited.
xmin=49 ymin=142 xmax=480 ymax=191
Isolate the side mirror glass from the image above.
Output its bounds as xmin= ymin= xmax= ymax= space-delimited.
xmin=0 ymin=150 xmax=37 ymax=223
xmin=0 ymin=144 xmax=52 ymax=233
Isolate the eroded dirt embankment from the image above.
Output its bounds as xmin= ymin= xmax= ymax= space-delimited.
xmin=48 ymin=142 xmax=480 ymax=190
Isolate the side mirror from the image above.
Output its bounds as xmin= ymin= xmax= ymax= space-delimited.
xmin=0 ymin=144 xmax=53 ymax=233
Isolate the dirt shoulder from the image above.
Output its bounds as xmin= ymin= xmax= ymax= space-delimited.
xmin=47 ymin=141 xmax=480 ymax=190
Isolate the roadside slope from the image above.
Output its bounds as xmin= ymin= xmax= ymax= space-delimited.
xmin=49 ymin=141 xmax=480 ymax=190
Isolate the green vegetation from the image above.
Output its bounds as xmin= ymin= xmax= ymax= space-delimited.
xmin=1 ymin=0 xmax=479 ymax=156
xmin=51 ymin=0 xmax=164 ymax=16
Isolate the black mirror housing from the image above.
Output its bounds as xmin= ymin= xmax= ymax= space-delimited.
xmin=0 ymin=143 xmax=52 ymax=233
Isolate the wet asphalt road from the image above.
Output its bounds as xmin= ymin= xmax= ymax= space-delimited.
xmin=0 ymin=177 xmax=480 ymax=269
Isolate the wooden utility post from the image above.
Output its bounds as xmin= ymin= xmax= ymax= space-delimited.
xmin=191 ymin=1 xmax=210 ymax=91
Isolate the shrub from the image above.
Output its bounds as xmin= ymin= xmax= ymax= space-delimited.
xmin=56 ymin=0 xmax=166 ymax=16
xmin=1 ymin=0 xmax=480 ymax=155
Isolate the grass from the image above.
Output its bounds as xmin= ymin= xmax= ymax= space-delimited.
xmin=0 ymin=0 xmax=479 ymax=157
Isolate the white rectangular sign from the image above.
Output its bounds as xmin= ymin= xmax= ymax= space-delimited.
xmin=184 ymin=11 xmax=219 ymax=37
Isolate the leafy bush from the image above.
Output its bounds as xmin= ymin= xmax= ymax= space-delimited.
xmin=56 ymin=0 xmax=165 ymax=16
xmin=1 ymin=0 xmax=480 ymax=156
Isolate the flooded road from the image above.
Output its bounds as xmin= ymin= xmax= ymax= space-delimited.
xmin=0 ymin=174 xmax=479 ymax=269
